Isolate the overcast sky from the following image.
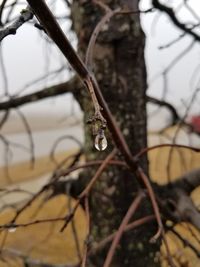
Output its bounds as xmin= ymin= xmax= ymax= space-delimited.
xmin=1 ymin=0 xmax=200 ymax=117
xmin=1 ymin=0 xmax=200 ymax=165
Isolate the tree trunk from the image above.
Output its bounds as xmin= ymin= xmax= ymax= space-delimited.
xmin=71 ymin=1 xmax=160 ymax=266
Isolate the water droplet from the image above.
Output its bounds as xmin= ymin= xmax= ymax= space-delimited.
xmin=8 ymin=227 xmax=16 ymax=233
xmin=94 ymin=133 xmax=108 ymax=151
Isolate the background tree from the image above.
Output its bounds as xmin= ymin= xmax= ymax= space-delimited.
xmin=0 ymin=1 xmax=200 ymax=267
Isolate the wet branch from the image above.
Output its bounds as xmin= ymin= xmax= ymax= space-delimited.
xmin=0 ymin=6 xmax=33 ymax=42
xmin=0 ymin=77 xmax=78 ymax=110
xmin=152 ymin=0 xmax=200 ymax=42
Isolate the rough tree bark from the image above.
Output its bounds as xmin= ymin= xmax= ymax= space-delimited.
xmin=1 ymin=0 xmax=200 ymax=266
xmin=71 ymin=1 xmax=160 ymax=266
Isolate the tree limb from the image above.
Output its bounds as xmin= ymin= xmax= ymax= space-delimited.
xmin=152 ymin=0 xmax=200 ymax=41
xmin=173 ymin=168 xmax=200 ymax=195
xmin=0 ymin=77 xmax=79 ymax=111
xmin=0 ymin=6 xmax=33 ymax=42
xmin=157 ymin=168 xmax=200 ymax=231
xmin=0 ymin=87 xmax=180 ymax=130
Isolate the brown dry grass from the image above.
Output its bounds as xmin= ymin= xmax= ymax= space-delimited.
xmin=0 ymin=149 xmax=78 ymax=187
xmin=0 ymin=126 xmax=200 ymax=266
xmin=0 ymin=194 xmax=87 ymax=266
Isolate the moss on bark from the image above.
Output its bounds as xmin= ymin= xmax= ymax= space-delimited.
xmin=71 ymin=1 xmax=161 ymax=266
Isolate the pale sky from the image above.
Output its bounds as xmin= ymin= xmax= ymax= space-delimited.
xmin=1 ymin=0 xmax=200 ymax=120
xmin=0 ymin=0 xmax=200 ymax=165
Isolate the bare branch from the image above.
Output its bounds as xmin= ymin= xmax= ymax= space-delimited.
xmin=89 ymin=215 xmax=155 ymax=256
xmin=173 ymin=168 xmax=200 ymax=194
xmin=136 ymin=143 xmax=200 ymax=159
xmin=152 ymin=0 xmax=200 ymax=41
xmin=15 ymin=108 xmax=35 ymax=166
xmin=0 ymin=6 xmax=33 ymax=42
xmin=147 ymin=95 xmax=180 ymax=125
xmin=85 ymin=6 xmax=120 ymax=69
xmin=103 ymin=192 xmax=144 ymax=267
xmin=0 ymin=77 xmax=79 ymax=111
xmin=25 ymin=0 xmax=166 ymax=246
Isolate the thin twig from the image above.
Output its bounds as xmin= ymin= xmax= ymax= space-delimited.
xmin=24 ymin=2 xmax=171 ymax=261
xmin=81 ymin=197 xmax=90 ymax=267
xmin=60 ymin=149 xmax=117 ymax=232
xmin=103 ymin=192 xmax=145 ymax=267
xmin=85 ymin=7 xmax=120 ymax=69
xmin=135 ymin=143 xmax=200 ymax=159
xmin=0 ymin=6 xmax=33 ymax=41
xmin=152 ymin=0 xmax=200 ymax=41
xmin=89 ymin=215 xmax=155 ymax=256
xmin=79 ymin=149 xmax=117 ymax=198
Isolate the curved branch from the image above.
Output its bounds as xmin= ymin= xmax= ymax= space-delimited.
xmin=26 ymin=0 xmax=166 ymax=243
xmin=152 ymin=0 xmax=200 ymax=41
xmin=0 ymin=6 xmax=33 ymax=42
xmin=147 ymin=95 xmax=180 ymax=125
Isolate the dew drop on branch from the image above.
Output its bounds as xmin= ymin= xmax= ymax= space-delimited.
xmin=94 ymin=132 xmax=108 ymax=151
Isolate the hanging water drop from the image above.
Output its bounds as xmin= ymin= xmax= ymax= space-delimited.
xmin=94 ymin=131 xmax=108 ymax=151
xmin=8 ymin=227 xmax=16 ymax=233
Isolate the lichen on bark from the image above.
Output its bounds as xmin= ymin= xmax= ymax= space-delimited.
xmin=71 ymin=1 xmax=160 ymax=266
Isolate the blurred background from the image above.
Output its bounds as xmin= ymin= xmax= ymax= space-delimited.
xmin=1 ymin=0 xmax=200 ymax=165
xmin=0 ymin=0 xmax=200 ymax=266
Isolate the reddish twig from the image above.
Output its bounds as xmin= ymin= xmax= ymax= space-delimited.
xmin=24 ymin=1 xmax=168 ymax=260
xmin=135 ymin=143 xmax=200 ymax=158
xmin=66 ymin=186 xmax=82 ymax=263
xmin=103 ymin=191 xmax=145 ymax=267
xmin=25 ymin=0 xmax=134 ymax=164
xmin=60 ymin=149 xmax=117 ymax=232
xmin=166 ymin=88 xmax=200 ymax=183
xmin=81 ymin=197 xmax=90 ymax=267
xmin=79 ymin=149 xmax=117 ymax=198
xmin=89 ymin=215 xmax=155 ymax=256
xmin=136 ymin=167 xmax=163 ymax=242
